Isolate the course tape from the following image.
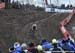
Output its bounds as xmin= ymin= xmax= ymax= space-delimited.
xmin=59 ymin=10 xmax=74 ymax=40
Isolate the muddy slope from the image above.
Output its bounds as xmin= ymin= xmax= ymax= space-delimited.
xmin=0 ymin=9 xmax=69 ymax=53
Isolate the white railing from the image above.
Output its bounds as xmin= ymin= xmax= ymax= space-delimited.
xmin=44 ymin=51 xmax=75 ymax=53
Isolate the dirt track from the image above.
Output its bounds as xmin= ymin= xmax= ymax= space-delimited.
xmin=0 ymin=9 xmax=69 ymax=53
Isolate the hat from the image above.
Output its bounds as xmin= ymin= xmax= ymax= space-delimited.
xmin=14 ymin=42 xmax=20 ymax=48
xmin=9 ymin=47 xmax=15 ymax=52
xmin=27 ymin=42 xmax=34 ymax=47
xmin=42 ymin=39 xmax=47 ymax=43
xmin=21 ymin=43 xmax=27 ymax=48
xmin=37 ymin=45 xmax=43 ymax=51
xmin=52 ymin=39 xmax=57 ymax=44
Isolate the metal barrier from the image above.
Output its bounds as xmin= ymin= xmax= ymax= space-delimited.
xmin=44 ymin=51 xmax=75 ymax=53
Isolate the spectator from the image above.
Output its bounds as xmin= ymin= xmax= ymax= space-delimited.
xmin=27 ymin=42 xmax=38 ymax=53
xmin=66 ymin=38 xmax=75 ymax=51
xmin=50 ymin=39 xmax=64 ymax=53
xmin=32 ymin=24 xmax=37 ymax=31
xmin=58 ymin=39 xmax=63 ymax=47
xmin=37 ymin=45 xmax=44 ymax=53
xmin=61 ymin=39 xmax=73 ymax=51
xmin=67 ymin=38 xmax=75 ymax=47
xmin=14 ymin=42 xmax=22 ymax=53
xmin=41 ymin=39 xmax=52 ymax=51
xmin=9 ymin=47 xmax=16 ymax=53
xmin=21 ymin=43 xmax=28 ymax=53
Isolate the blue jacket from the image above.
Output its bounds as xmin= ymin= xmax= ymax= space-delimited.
xmin=62 ymin=42 xmax=75 ymax=51
xmin=58 ymin=40 xmax=63 ymax=47
xmin=42 ymin=42 xmax=52 ymax=49
xmin=68 ymin=42 xmax=75 ymax=51
xmin=15 ymin=46 xmax=22 ymax=53
xmin=10 ymin=51 xmax=20 ymax=53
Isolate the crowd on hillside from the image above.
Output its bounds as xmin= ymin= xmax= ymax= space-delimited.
xmin=9 ymin=38 xmax=75 ymax=53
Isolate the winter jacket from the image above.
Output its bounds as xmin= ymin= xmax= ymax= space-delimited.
xmin=42 ymin=42 xmax=52 ymax=51
xmin=28 ymin=47 xmax=38 ymax=53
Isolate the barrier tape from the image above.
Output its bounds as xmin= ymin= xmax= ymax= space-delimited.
xmin=59 ymin=9 xmax=74 ymax=40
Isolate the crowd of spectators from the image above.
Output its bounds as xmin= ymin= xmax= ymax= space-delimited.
xmin=9 ymin=38 xmax=75 ymax=53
